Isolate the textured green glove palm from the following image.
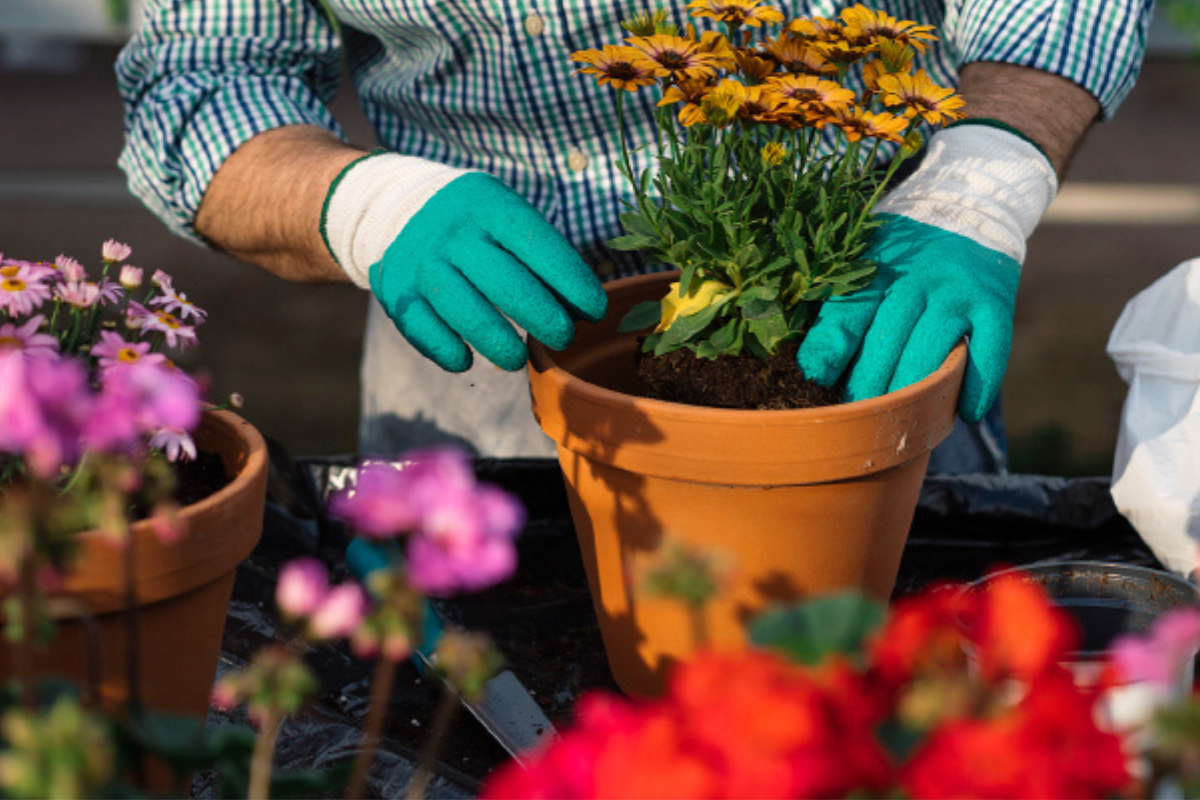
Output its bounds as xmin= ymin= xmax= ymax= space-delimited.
xmin=368 ymin=173 xmax=608 ymax=372
xmin=796 ymin=214 xmax=1020 ymax=423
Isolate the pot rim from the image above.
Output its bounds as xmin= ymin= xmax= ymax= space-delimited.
xmin=528 ymin=271 xmax=967 ymax=484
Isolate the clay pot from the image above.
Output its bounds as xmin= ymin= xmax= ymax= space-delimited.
xmin=2 ymin=408 xmax=267 ymax=719
xmin=528 ymin=271 xmax=966 ymax=696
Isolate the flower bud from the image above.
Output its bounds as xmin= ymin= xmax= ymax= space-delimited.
xmin=308 ymin=583 xmax=371 ymax=640
xmin=276 ymin=557 xmax=330 ymax=619
xmin=119 ymin=265 xmax=143 ymax=289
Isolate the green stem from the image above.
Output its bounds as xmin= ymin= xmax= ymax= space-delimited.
xmin=345 ymin=654 xmax=398 ymax=800
xmin=15 ymin=557 xmax=37 ymax=712
xmin=403 ymin=687 xmax=459 ymax=800
xmin=248 ymin=707 xmax=283 ymax=800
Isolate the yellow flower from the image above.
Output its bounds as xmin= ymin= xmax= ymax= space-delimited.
xmin=762 ymin=33 xmax=837 ymax=75
xmin=657 ymin=279 xmax=733 ymax=333
xmin=839 ymin=4 xmax=938 ymax=52
xmin=766 ymin=74 xmax=855 ymax=112
xmin=695 ymin=28 xmax=738 ymax=70
xmin=627 ymin=34 xmax=722 ymax=81
xmin=761 ymin=142 xmax=788 ymax=167
xmin=734 ymin=49 xmax=777 ymax=82
xmin=658 ymin=77 xmax=715 ymax=126
xmin=570 ymin=45 xmax=659 ymax=91
xmin=811 ymin=39 xmax=868 ymax=67
xmin=698 ymin=78 xmax=746 ymax=127
xmin=875 ymin=69 xmax=966 ymax=125
xmin=785 ymin=16 xmax=844 ymax=43
xmin=828 ymin=106 xmax=908 ymax=142
xmin=687 ymin=0 xmax=784 ymax=28
xmin=737 ymin=84 xmax=790 ymax=124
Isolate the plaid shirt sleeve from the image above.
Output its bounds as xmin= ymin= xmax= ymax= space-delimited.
xmin=115 ymin=0 xmax=345 ymax=243
xmin=946 ymin=0 xmax=1154 ymax=118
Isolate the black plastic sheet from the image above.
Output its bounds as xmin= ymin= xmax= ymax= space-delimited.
xmin=199 ymin=450 xmax=1163 ymax=798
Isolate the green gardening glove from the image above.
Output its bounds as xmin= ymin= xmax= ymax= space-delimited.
xmin=796 ymin=123 xmax=1058 ymax=423
xmin=323 ymin=156 xmax=607 ymax=372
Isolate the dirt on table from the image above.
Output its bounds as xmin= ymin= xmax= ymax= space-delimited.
xmin=635 ymin=341 xmax=844 ymax=410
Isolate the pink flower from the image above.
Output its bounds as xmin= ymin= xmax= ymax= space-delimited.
xmin=55 ymin=255 xmax=87 ymax=282
xmin=148 ymin=426 xmax=197 ymax=462
xmin=276 ymin=558 xmax=330 ymax=619
xmin=151 ymin=287 xmax=207 ymax=323
xmin=151 ymin=269 xmax=172 ymax=291
xmin=56 ymin=280 xmax=101 ymax=309
xmin=0 ymin=265 xmax=53 ymax=316
xmin=330 ymin=447 xmax=525 ymax=596
xmin=91 ymin=330 xmax=167 ymax=370
xmin=119 ymin=265 xmax=143 ymax=289
xmin=83 ymin=361 xmax=202 ymax=456
xmin=1111 ymin=607 xmax=1200 ymax=687
xmin=308 ymin=583 xmax=371 ymax=640
xmin=94 ymin=279 xmax=123 ymax=306
xmin=2 ymin=259 xmax=56 ymax=282
xmin=210 ymin=679 xmax=241 ymax=712
xmin=0 ymin=316 xmax=59 ymax=360
xmin=0 ymin=353 xmax=93 ymax=478
xmin=101 ymin=239 xmax=132 ymax=263
xmin=139 ymin=308 xmax=198 ymax=349
xmin=148 ymin=504 xmax=187 ymax=545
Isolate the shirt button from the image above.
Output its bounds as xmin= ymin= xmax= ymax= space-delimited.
xmin=523 ymin=12 xmax=545 ymax=36
xmin=567 ymin=149 xmax=588 ymax=172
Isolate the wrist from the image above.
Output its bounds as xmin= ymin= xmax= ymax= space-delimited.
xmin=874 ymin=124 xmax=1058 ymax=263
xmin=321 ymin=153 xmax=474 ymax=288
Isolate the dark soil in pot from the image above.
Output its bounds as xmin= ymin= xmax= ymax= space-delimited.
xmin=634 ymin=341 xmax=844 ymax=410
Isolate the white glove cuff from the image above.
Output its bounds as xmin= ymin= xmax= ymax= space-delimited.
xmin=323 ymin=153 xmax=474 ymax=288
xmin=874 ymin=125 xmax=1058 ymax=263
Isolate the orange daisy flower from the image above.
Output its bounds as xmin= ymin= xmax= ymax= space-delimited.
xmin=811 ymin=39 xmax=868 ymax=68
xmin=828 ymin=106 xmax=908 ymax=142
xmin=627 ymin=34 xmax=722 ymax=81
xmin=695 ymin=29 xmax=738 ymax=70
xmin=570 ymin=45 xmax=659 ymax=91
xmin=840 ymin=4 xmax=938 ymax=52
xmin=686 ymin=0 xmax=785 ymax=28
xmin=698 ymin=78 xmax=747 ymax=128
xmin=766 ymin=74 xmax=856 ymax=113
xmin=734 ymin=49 xmax=777 ymax=82
xmin=762 ymin=33 xmax=837 ymax=75
xmin=658 ymin=77 xmax=715 ymax=126
xmin=861 ymin=40 xmax=915 ymax=91
xmin=785 ymin=16 xmax=844 ymax=43
xmin=875 ymin=69 xmax=966 ymax=125
xmin=737 ymin=84 xmax=790 ymax=124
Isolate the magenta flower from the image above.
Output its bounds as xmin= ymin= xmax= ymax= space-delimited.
xmin=1111 ymin=607 xmax=1200 ymax=687
xmin=330 ymin=447 xmax=525 ymax=596
xmin=101 ymin=239 xmax=132 ymax=263
xmin=92 ymin=330 xmax=167 ymax=370
xmin=0 ymin=352 xmax=93 ymax=478
xmin=84 ymin=361 xmax=202 ymax=456
xmin=308 ymin=583 xmax=371 ymax=640
xmin=151 ymin=269 xmax=173 ymax=291
xmin=276 ymin=558 xmax=331 ymax=619
xmin=0 ymin=316 xmax=59 ymax=360
xmin=94 ymin=279 xmax=123 ymax=306
xmin=55 ymin=256 xmax=87 ymax=283
xmin=0 ymin=266 xmax=53 ymax=316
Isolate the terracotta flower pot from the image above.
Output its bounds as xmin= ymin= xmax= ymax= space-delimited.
xmin=2 ymin=408 xmax=268 ymax=720
xmin=528 ymin=271 xmax=966 ymax=697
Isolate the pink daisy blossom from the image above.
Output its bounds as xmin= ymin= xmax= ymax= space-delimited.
xmin=83 ymin=361 xmax=202 ymax=456
xmin=308 ymin=583 xmax=371 ymax=640
xmin=148 ymin=426 xmax=197 ymax=462
xmin=151 ymin=269 xmax=173 ymax=291
xmin=55 ymin=280 xmax=101 ymax=309
xmin=55 ymin=255 xmax=87 ymax=283
xmin=276 ymin=558 xmax=330 ymax=619
xmin=3 ymin=260 xmax=56 ymax=282
xmin=1111 ymin=607 xmax=1200 ymax=687
xmin=101 ymin=239 xmax=132 ymax=263
xmin=91 ymin=330 xmax=167 ymax=369
xmin=94 ymin=279 xmax=123 ymax=306
xmin=0 ymin=316 xmax=59 ymax=360
xmin=0 ymin=266 xmax=54 ymax=316
xmin=151 ymin=287 xmax=207 ymax=323
xmin=139 ymin=309 xmax=198 ymax=349
xmin=119 ymin=265 xmax=144 ymax=289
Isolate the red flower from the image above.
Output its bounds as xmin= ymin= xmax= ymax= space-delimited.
xmin=869 ymin=582 xmax=973 ymax=688
xmin=899 ymin=670 xmax=1129 ymax=799
xmin=971 ymin=572 xmax=1079 ymax=684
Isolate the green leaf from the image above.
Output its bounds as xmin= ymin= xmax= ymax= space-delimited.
xmin=748 ymin=591 xmax=887 ymax=667
xmin=659 ymin=300 xmax=726 ymax=349
xmin=740 ymin=298 xmax=782 ymax=321
xmin=618 ymin=300 xmax=663 ymax=333
xmin=618 ymin=213 xmax=658 ymax=238
xmin=747 ymin=313 xmax=789 ymax=354
xmin=608 ymin=234 xmax=658 ymax=252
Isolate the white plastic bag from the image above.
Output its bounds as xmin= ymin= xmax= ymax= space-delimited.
xmin=1108 ymin=258 xmax=1200 ymax=577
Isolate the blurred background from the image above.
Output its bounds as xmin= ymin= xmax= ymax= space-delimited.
xmin=1 ymin=0 xmax=1198 ymax=473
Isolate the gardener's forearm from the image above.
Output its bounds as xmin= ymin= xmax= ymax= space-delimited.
xmin=195 ymin=125 xmax=367 ymax=284
xmin=959 ymin=62 xmax=1099 ymax=180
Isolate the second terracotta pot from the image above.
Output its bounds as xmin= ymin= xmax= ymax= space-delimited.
xmin=528 ymin=272 xmax=966 ymax=697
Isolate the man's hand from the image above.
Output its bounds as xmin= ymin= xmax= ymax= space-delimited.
xmin=796 ymin=124 xmax=1057 ymax=422
xmin=323 ymin=155 xmax=607 ymax=372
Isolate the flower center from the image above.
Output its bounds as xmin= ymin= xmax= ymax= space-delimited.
xmin=608 ymin=62 xmax=639 ymax=80
xmin=155 ymin=311 xmax=180 ymax=329
xmin=2 ymin=278 xmax=26 ymax=292
xmin=0 ymin=336 xmax=21 ymax=349
xmin=118 ymin=347 xmax=141 ymax=363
